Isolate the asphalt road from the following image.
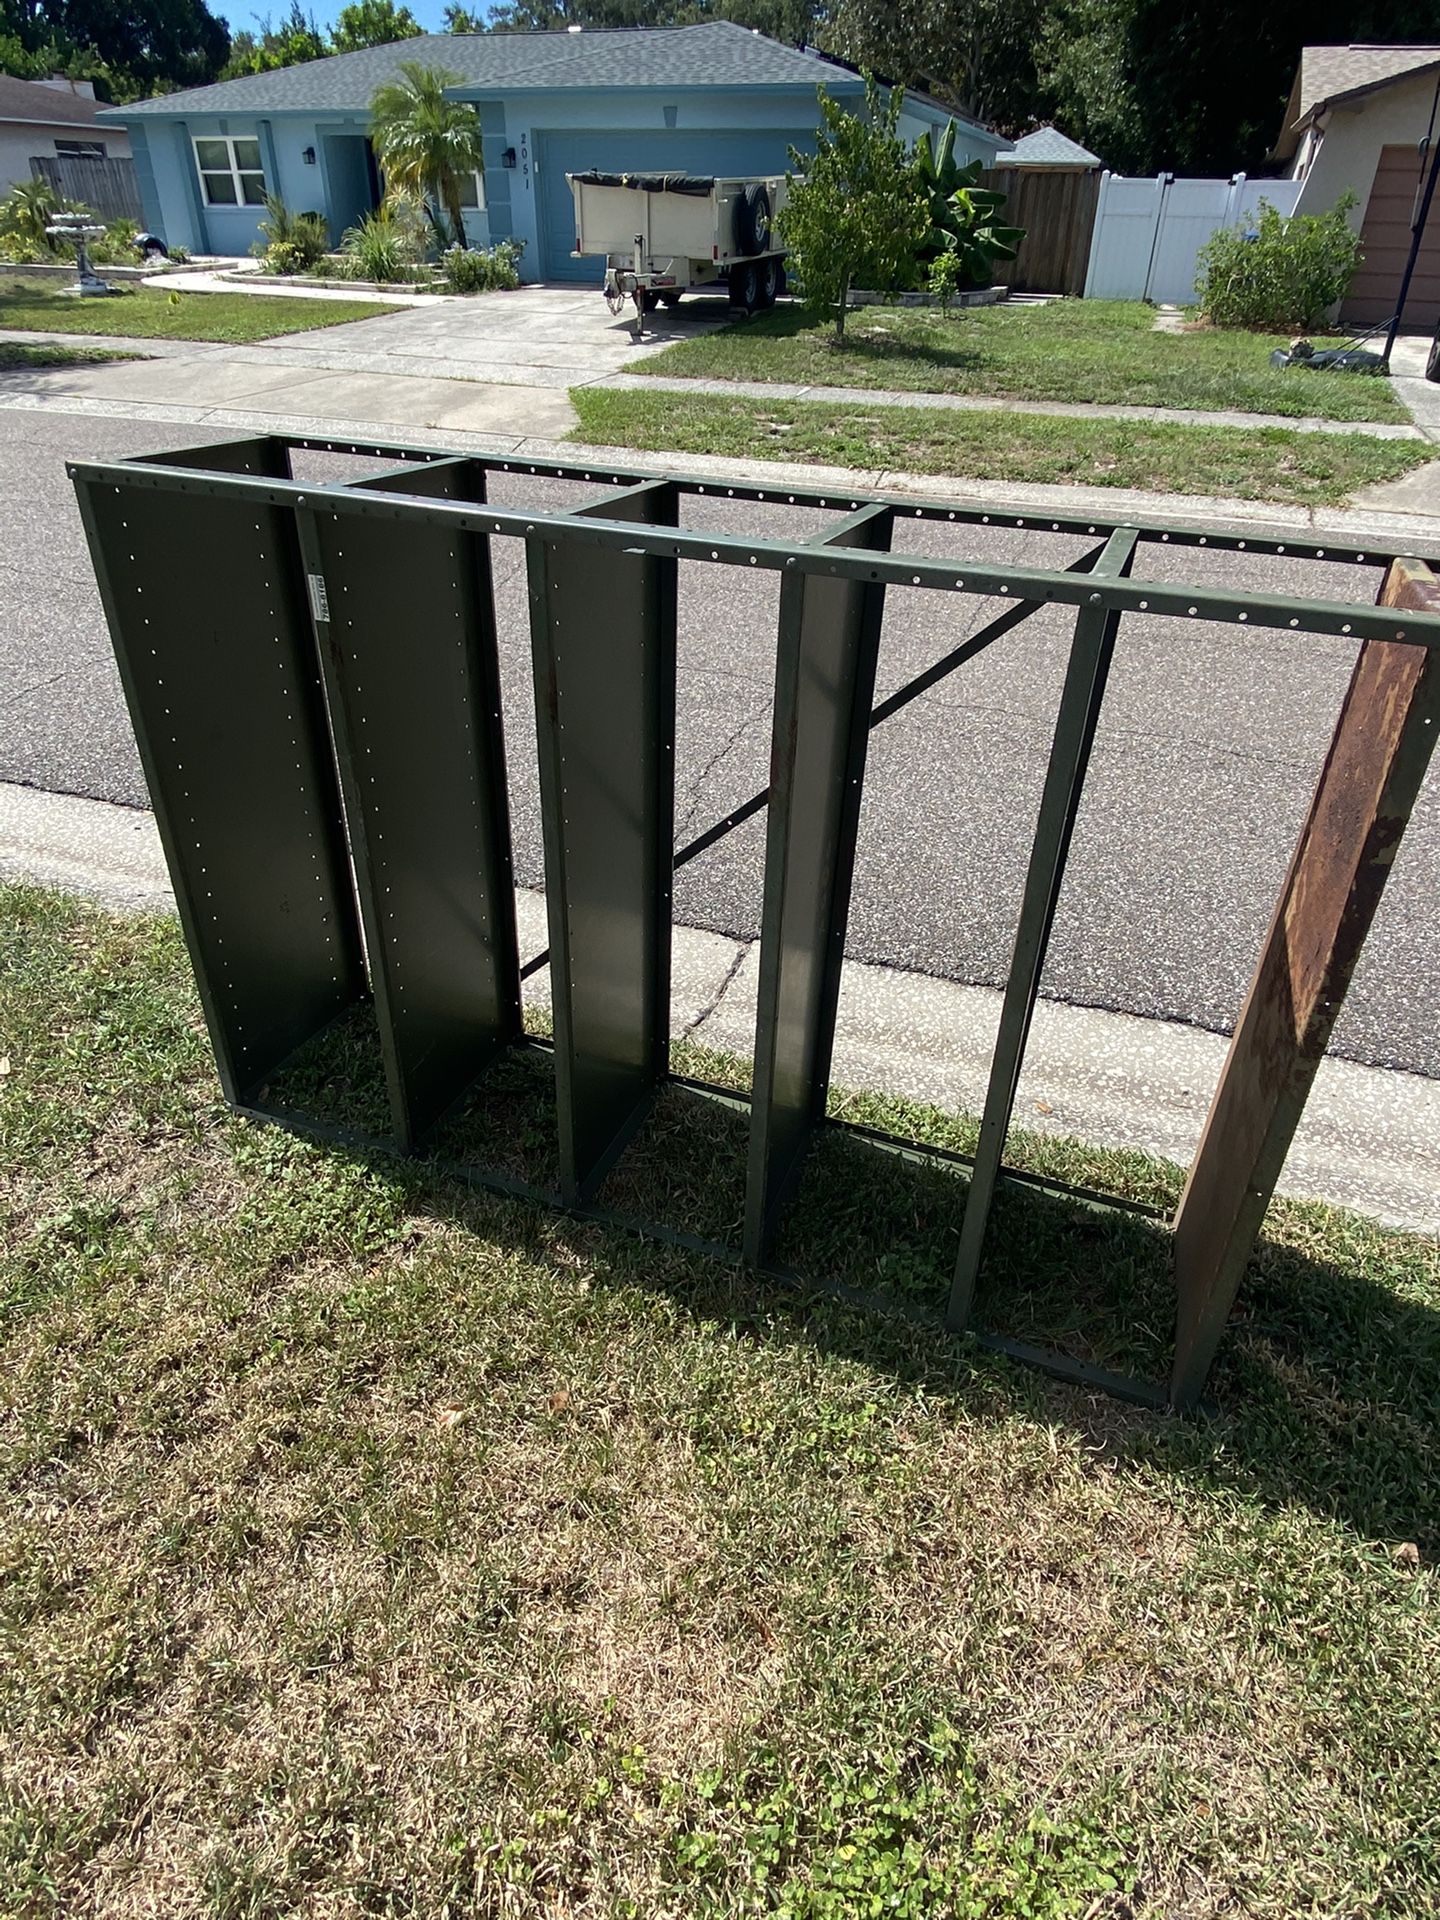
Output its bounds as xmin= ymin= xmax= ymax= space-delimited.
xmin=3 ymin=408 xmax=1437 ymax=1077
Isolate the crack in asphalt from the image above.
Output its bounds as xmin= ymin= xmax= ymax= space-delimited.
xmin=0 ymin=667 xmax=77 ymax=715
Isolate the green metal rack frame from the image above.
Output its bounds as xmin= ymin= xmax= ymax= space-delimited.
xmin=70 ymin=433 xmax=1440 ymax=1411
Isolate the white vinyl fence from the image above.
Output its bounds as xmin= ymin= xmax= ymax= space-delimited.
xmin=1083 ymin=173 xmax=1304 ymax=304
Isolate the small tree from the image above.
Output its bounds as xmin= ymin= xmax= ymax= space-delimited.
xmin=778 ymin=75 xmax=928 ymax=340
xmin=369 ymin=62 xmax=484 ymax=250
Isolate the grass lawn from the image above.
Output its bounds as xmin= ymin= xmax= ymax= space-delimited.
xmin=640 ymin=301 xmax=1410 ymax=425
xmin=0 ymin=275 xmax=391 ymax=343
xmin=0 ymin=341 xmax=140 ymax=371
xmin=3 ymin=880 xmax=1438 ymax=1915
xmin=571 ymin=387 xmax=1429 ymax=508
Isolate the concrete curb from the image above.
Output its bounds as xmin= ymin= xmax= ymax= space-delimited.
xmin=4 ymin=778 xmax=1436 ymax=1236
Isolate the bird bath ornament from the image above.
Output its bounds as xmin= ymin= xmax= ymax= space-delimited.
xmin=45 ymin=212 xmax=121 ymax=297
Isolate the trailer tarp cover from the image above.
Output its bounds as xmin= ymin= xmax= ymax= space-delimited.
xmin=569 ymin=170 xmax=715 ymax=195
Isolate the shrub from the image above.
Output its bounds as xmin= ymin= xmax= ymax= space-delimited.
xmin=0 ymin=178 xmax=69 ymax=253
xmin=927 ymin=249 xmax=968 ymax=308
xmin=0 ymin=232 xmax=51 ymax=264
xmin=438 ymin=237 xmax=524 ymax=293
xmin=88 ymin=219 xmax=141 ymax=266
xmin=339 ymin=192 xmax=428 ymax=282
xmin=778 ymin=74 xmax=929 ymax=339
xmin=1197 ymin=195 xmax=1361 ymax=331
xmin=914 ymin=120 xmax=1023 ymax=290
xmin=254 ymin=194 xmax=330 ymax=276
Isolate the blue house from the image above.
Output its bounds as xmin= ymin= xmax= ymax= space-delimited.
xmin=100 ymin=23 xmax=999 ymax=283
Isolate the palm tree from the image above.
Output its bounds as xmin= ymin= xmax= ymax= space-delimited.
xmin=369 ymin=62 xmax=483 ymax=248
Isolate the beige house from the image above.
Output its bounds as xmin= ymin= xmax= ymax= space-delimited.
xmin=1275 ymin=44 xmax=1440 ymax=325
xmin=0 ymin=73 xmax=132 ymax=198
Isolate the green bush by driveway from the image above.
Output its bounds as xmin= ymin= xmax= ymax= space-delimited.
xmin=638 ymin=300 xmax=1409 ymax=425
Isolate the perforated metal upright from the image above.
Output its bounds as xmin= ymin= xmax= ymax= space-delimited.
xmin=296 ymin=456 xmax=522 ymax=1149
xmin=526 ymin=479 xmax=680 ymax=1202
xmin=73 ymin=436 xmax=365 ymax=1105
xmin=745 ymin=505 xmax=893 ymax=1263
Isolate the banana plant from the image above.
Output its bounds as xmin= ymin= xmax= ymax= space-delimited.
xmin=914 ymin=120 xmax=1025 ymax=289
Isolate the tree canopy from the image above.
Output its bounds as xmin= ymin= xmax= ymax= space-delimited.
xmin=0 ymin=0 xmax=229 ymax=99
xmin=7 ymin=0 xmax=1435 ymax=179
xmin=331 ymin=0 xmax=422 ymax=53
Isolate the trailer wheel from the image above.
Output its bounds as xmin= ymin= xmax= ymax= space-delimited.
xmin=730 ymin=260 xmax=760 ymax=313
xmin=733 ymin=183 xmax=772 ymax=258
xmin=756 ymin=258 xmax=779 ymax=309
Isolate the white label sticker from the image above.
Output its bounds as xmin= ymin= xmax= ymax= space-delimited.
xmin=306 ymin=572 xmax=330 ymax=623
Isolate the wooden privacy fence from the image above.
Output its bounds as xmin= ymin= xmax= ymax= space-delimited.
xmin=31 ymin=154 xmax=142 ymax=225
xmin=982 ymin=167 xmax=1100 ymax=295
xmin=70 ymin=435 xmax=1440 ymax=1412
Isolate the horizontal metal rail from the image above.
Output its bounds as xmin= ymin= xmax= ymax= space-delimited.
xmin=124 ymin=427 xmax=1440 ymax=565
xmin=72 ymin=454 xmax=1440 ymax=647
xmin=69 ymin=432 xmax=1440 ymax=1414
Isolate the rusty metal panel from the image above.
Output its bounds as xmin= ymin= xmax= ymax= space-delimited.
xmin=745 ymin=505 xmax=894 ymax=1264
xmin=73 ymin=472 xmax=364 ymax=1105
xmin=299 ymin=456 xmax=521 ymax=1149
xmin=1170 ymin=557 xmax=1440 ymax=1407
xmin=528 ymin=481 xmax=679 ymax=1201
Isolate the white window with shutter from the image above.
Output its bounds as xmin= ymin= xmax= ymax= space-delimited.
xmin=456 ymin=170 xmax=487 ymax=212
xmin=193 ymin=135 xmax=266 ymax=207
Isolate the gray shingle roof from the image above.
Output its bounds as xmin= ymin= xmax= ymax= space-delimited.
xmin=1293 ymin=42 xmax=1440 ymax=123
xmin=1272 ymin=42 xmax=1440 ymax=159
xmin=100 ymin=21 xmax=852 ymax=120
xmin=993 ymin=125 xmax=1100 ymax=167
xmin=0 ymin=73 xmax=113 ymax=128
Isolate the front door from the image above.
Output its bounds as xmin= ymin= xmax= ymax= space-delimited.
xmin=322 ymin=134 xmax=381 ymax=247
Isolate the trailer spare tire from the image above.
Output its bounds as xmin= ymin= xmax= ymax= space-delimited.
xmin=733 ymin=183 xmax=772 ymax=258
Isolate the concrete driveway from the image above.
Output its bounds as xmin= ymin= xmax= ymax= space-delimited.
xmin=1 ymin=283 xmax=736 ymax=439
xmin=257 ymin=280 xmax=738 ymax=388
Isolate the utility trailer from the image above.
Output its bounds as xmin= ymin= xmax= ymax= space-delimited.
xmin=567 ymin=169 xmax=787 ymax=332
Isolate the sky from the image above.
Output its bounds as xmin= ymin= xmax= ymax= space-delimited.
xmin=211 ymin=0 xmax=471 ymax=40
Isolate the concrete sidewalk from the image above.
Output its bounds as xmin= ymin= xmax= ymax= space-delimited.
xmin=4 ymin=779 xmax=1437 ymax=1235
